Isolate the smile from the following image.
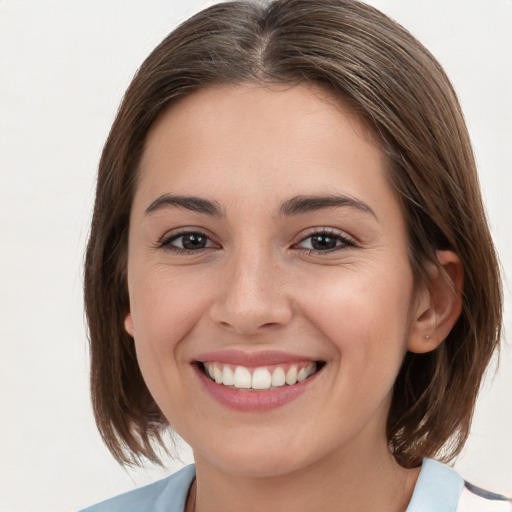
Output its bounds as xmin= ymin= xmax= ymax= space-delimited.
xmin=193 ymin=351 xmax=325 ymax=411
xmin=201 ymin=362 xmax=318 ymax=390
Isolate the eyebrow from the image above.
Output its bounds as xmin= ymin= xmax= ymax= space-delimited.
xmin=144 ymin=193 xmax=376 ymax=219
xmin=280 ymin=194 xmax=377 ymax=218
xmin=145 ymin=194 xmax=224 ymax=217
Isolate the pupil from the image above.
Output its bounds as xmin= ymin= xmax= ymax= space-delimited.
xmin=311 ymin=235 xmax=336 ymax=250
xmin=183 ymin=234 xmax=206 ymax=250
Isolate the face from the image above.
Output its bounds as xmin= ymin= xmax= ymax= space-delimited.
xmin=125 ymin=84 xmax=425 ymax=477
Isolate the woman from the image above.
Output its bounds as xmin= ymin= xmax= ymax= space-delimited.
xmin=81 ymin=1 xmax=509 ymax=510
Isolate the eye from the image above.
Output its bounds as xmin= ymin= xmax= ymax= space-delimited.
xmin=296 ymin=230 xmax=355 ymax=253
xmin=160 ymin=231 xmax=216 ymax=252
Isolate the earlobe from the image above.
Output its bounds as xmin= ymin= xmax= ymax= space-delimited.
xmin=408 ymin=250 xmax=463 ymax=354
xmin=124 ymin=312 xmax=135 ymax=337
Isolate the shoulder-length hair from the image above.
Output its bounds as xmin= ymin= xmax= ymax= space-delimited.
xmin=84 ymin=0 xmax=502 ymax=467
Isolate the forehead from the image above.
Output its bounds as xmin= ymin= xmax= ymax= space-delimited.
xmin=137 ymin=83 xmax=389 ymax=199
xmin=145 ymin=83 xmax=380 ymax=149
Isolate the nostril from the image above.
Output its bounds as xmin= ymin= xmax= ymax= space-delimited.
xmin=260 ymin=322 xmax=281 ymax=329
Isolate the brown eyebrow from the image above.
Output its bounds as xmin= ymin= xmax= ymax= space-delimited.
xmin=145 ymin=194 xmax=224 ymax=217
xmin=279 ymin=194 xmax=377 ymax=218
xmin=144 ymin=193 xmax=375 ymax=219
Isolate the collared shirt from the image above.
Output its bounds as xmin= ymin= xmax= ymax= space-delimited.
xmin=79 ymin=458 xmax=512 ymax=512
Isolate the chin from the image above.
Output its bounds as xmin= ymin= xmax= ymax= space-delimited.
xmin=190 ymin=428 xmax=333 ymax=479
xmin=202 ymin=449 xmax=309 ymax=478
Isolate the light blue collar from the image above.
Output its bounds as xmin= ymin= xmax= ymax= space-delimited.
xmin=406 ymin=458 xmax=464 ymax=512
xmin=81 ymin=458 xmax=465 ymax=511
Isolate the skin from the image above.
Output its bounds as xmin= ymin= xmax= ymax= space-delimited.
xmin=124 ymin=84 xmax=462 ymax=512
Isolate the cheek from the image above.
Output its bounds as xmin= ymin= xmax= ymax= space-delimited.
xmin=298 ymin=265 xmax=414 ymax=371
xmin=128 ymin=268 xmax=211 ymax=394
xmin=130 ymin=266 xmax=207 ymax=342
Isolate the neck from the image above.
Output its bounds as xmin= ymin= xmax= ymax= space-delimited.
xmin=190 ymin=437 xmax=420 ymax=512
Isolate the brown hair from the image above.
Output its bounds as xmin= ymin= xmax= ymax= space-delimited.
xmin=84 ymin=0 xmax=502 ymax=467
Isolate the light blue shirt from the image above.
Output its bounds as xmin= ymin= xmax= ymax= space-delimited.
xmin=80 ymin=464 xmax=196 ymax=512
xmin=79 ymin=458 xmax=510 ymax=512
xmin=405 ymin=458 xmax=463 ymax=511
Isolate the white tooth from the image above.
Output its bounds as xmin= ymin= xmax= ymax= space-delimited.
xmin=297 ymin=367 xmax=309 ymax=382
xmin=233 ymin=366 xmax=252 ymax=389
xmin=285 ymin=366 xmax=298 ymax=385
xmin=306 ymin=362 xmax=317 ymax=377
xmin=213 ymin=365 xmax=223 ymax=384
xmin=206 ymin=364 xmax=215 ymax=379
xmin=271 ymin=367 xmax=286 ymax=387
xmin=222 ymin=366 xmax=234 ymax=386
xmin=297 ymin=363 xmax=316 ymax=382
xmin=252 ymin=368 xmax=272 ymax=389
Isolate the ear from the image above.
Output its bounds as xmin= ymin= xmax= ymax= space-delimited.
xmin=124 ymin=312 xmax=135 ymax=337
xmin=408 ymin=250 xmax=463 ymax=354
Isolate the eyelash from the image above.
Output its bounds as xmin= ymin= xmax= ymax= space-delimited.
xmin=158 ymin=228 xmax=356 ymax=255
xmin=295 ymin=228 xmax=356 ymax=254
xmin=158 ymin=230 xmax=217 ymax=254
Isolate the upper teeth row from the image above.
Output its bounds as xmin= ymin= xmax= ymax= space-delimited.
xmin=203 ymin=362 xmax=317 ymax=390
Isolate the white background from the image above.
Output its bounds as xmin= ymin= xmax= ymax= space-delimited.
xmin=0 ymin=1 xmax=511 ymax=511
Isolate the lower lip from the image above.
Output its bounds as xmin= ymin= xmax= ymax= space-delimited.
xmin=193 ymin=364 xmax=320 ymax=412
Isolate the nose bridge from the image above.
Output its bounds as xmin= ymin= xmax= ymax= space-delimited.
xmin=211 ymin=241 xmax=292 ymax=333
xmin=233 ymin=244 xmax=274 ymax=301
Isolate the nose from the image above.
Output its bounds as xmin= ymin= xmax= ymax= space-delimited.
xmin=209 ymin=247 xmax=294 ymax=335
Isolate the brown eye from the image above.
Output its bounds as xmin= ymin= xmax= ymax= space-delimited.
xmin=180 ymin=233 xmax=208 ymax=250
xmin=310 ymin=234 xmax=338 ymax=250
xmin=161 ymin=231 xmax=214 ymax=252
xmin=297 ymin=230 xmax=355 ymax=252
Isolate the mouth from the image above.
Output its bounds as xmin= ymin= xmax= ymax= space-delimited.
xmin=196 ymin=360 xmax=325 ymax=391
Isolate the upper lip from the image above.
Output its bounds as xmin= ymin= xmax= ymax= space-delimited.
xmin=194 ymin=349 xmax=319 ymax=367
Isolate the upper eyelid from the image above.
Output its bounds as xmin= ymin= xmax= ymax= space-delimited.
xmin=293 ymin=232 xmax=358 ymax=255
xmin=155 ymin=226 xmax=357 ymax=249
xmin=156 ymin=229 xmax=218 ymax=251
xmin=295 ymin=227 xmax=357 ymax=244
xmin=158 ymin=227 xmax=213 ymax=242
xmin=296 ymin=236 xmax=355 ymax=248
